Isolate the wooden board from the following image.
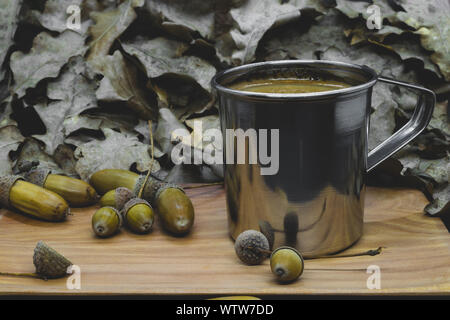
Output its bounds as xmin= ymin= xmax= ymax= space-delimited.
xmin=0 ymin=186 xmax=449 ymax=296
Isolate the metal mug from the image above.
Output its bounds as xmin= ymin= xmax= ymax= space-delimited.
xmin=212 ymin=60 xmax=435 ymax=258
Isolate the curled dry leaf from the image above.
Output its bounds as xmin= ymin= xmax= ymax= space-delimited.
xmin=122 ymin=37 xmax=216 ymax=92
xmin=10 ymin=31 xmax=87 ymax=98
xmin=36 ymin=0 xmax=90 ymax=35
xmin=0 ymin=0 xmax=22 ymax=82
xmin=144 ymin=0 xmax=216 ymax=40
xmin=154 ymin=107 xmax=190 ymax=156
xmin=0 ymin=125 xmax=24 ymax=176
xmin=395 ymin=0 xmax=450 ymax=81
xmin=74 ymin=128 xmax=160 ymax=181
xmin=95 ymin=51 xmax=157 ymax=120
xmin=12 ymin=138 xmax=64 ymax=176
xmin=33 ymin=56 xmax=98 ymax=154
xmin=219 ymin=0 xmax=302 ymax=65
xmin=87 ymin=0 xmax=144 ymax=71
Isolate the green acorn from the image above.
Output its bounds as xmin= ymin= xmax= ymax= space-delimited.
xmin=122 ymin=198 xmax=155 ymax=234
xmin=92 ymin=207 xmax=122 ymax=238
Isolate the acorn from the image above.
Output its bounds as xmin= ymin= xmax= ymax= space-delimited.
xmin=92 ymin=207 xmax=122 ymax=238
xmin=33 ymin=241 xmax=73 ymax=279
xmin=234 ymin=230 xmax=270 ymax=265
xmin=99 ymin=187 xmax=134 ymax=211
xmin=270 ymin=246 xmax=304 ymax=283
xmin=26 ymin=169 xmax=98 ymax=207
xmin=90 ymin=169 xmax=195 ymax=236
xmin=90 ymin=169 xmax=139 ymax=195
xmin=155 ymin=186 xmax=194 ymax=235
xmin=0 ymin=175 xmax=69 ymax=222
xmin=122 ymin=198 xmax=155 ymax=234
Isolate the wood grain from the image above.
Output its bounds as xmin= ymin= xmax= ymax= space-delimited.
xmin=0 ymin=186 xmax=448 ymax=296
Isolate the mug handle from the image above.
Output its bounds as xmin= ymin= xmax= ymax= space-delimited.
xmin=367 ymin=76 xmax=436 ymax=172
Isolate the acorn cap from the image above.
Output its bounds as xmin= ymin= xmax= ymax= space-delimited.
xmin=0 ymin=175 xmax=23 ymax=208
xmin=24 ymin=168 xmax=51 ymax=187
xmin=33 ymin=241 xmax=73 ymax=279
xmin=234 ymin=230 xmax=270 ymax=265
xmin=133 ymin=176 xmax=184 ymax=203
xmin=122 ymin=198 xmax=152 ymax=218
xmin=114 ymin=187 xmax=134 ymax=211
xmin=108 ymin=206 xmax=123 ymax=227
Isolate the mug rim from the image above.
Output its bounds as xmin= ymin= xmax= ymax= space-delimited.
xmin=211 ymin=60 xmax=378 ymax=101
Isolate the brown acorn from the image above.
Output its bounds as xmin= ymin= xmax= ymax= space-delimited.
xmin=155 ymin=186 xmax=194 ymax=235
xmin=234 ymin=230 xmax=270 ymax=265
xmin=99 ymin=187 xmax=134 ymax=211
xmin=33 ymin=241 xmax=73 ymax=279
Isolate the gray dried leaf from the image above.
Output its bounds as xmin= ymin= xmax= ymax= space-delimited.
xmin=87 ymin=0 xmax=144 ymax=71
xmin=429 ymin=101 xmax=450 ymax=136
xmin=424 ymin=184 xmax=449 ymax=216
xmin=0 ymin=101 xmax=17 ymax=128
xmin=122 ymin=37 xmax=216 ymax=92
xmin=12 ymin=138 xmax=64 ymax=175
xmin=95 ymin=51 xmax=157 ymax=120
xmin=74 ymin=128 xmax=160 ymax=181
xmin=185 ymin=115 xmax=220 ymax=150
xmin=0 ymin=0 xmax=22 ymax=82
xmin=394 ymin=0 xmax=450 ymax=81
xmin=10 ymin=31 xmax=87 ymax=98
xmin=154 ymin=107 xmax=189 ymax=155
xmin=37 ymin=0 xmax=90 ymax=35
xmin=33 ymin=57 xmax=97 ymax=154
xmin=0 ymin=125 xmax=24 ymax=176
xmin=260 ymin=11 xmax=349 ymax=61
xmin=144 ymin=0 xmax=216 ymax=39
xmin=219 ymin=0 xmax=302 ymax=65
xmin=53 ymin=144 xmax=78 ymax=178
xmin=396 ymin=147 xmax=449 ymax=186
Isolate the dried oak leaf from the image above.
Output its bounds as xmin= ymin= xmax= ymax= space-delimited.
xmin=0 ymin=101 xmax=17 ymax=128
xmin=217 ymin=0 xmax=302 ymax=65
xmin=33 ymin=56 xmax=97 ymax=154
xmin=10 ymin=31 xmax=87 ymax=98
xmin=36 ymin=0 xmax=90 ymax=35
xmin=394 ymin=0 xmax=450 ymax=81
xmin=74 ymin=128 xmax=160 ymax=181
xmin=144 ymin=0 xmax=216 ymax=40
xmin=12 ymin=138 xmax=64 ymax=176
xmin=154 ymin=107 xmax=189 ymax=155
xmin=95 ymin=51 xmax=157 ymax=120
xmin=0 ymin=125 xmax=24 ymax=176
xmin=424 ymin=184 xmax=450 ymax=217
xmin=122 ymin=37 xmax=216 ymax=92
xmin=259 ymin=11 xmax=350 ymax=61
xmin=87 ymin=0 xmax=144 ymax=71
xmin=0 ymin=0 xmax=22 ymax=82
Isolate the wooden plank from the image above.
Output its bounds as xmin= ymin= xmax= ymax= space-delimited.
xmin=0 ymin=186 xmax=448 ymax=295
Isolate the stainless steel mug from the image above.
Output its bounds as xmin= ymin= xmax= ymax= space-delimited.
xmin=212 ymin=60 xmax=435 ymax=257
